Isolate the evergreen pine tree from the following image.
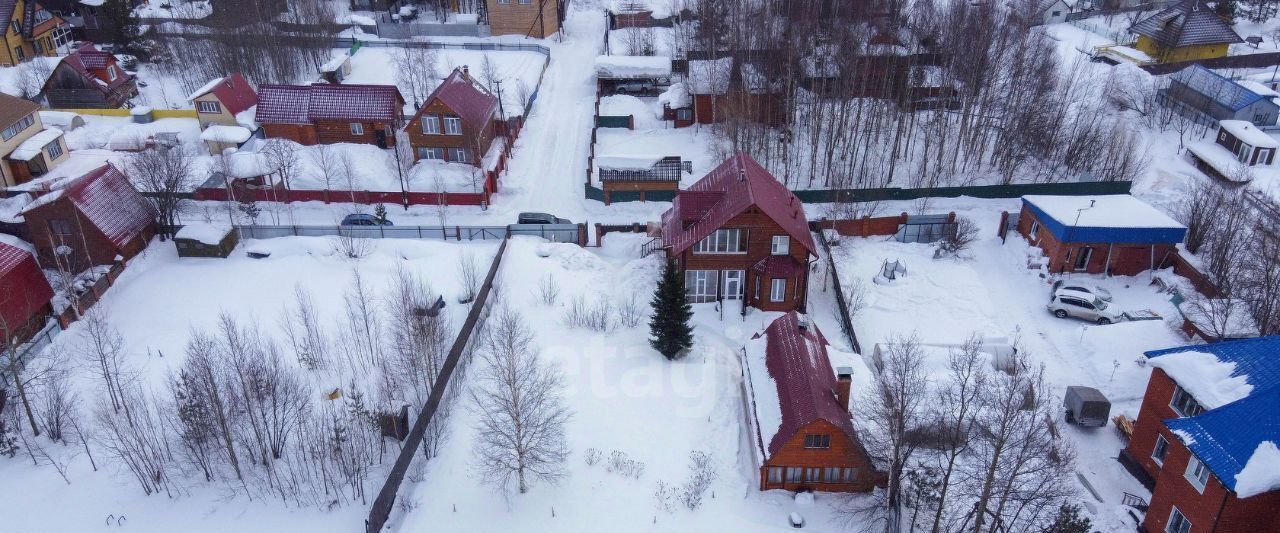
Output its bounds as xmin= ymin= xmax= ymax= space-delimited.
xmin=649 ymin=258 xmax=694 ymax=359
xmin=101 ymin=0 xmax=141 ymax=51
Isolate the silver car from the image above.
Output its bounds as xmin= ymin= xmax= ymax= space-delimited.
xmin=1048 ymin=289 xmax=1123 ymax=325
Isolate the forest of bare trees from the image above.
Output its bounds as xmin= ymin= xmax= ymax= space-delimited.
xmin=679 ymin=0 xmax=1150 ymax=190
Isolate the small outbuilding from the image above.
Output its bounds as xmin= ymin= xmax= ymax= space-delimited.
xmin=173 ymin=223 xmax=237 ymax=258
xmin=199 ymin=125 xmax=253 ymax=156
xmin=1016 ymin=195 xmax=1187 ymax=276
xmin=1186 ymin=120 xmax=1277 ymax=182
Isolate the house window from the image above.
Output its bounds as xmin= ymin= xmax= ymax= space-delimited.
xmin=771 ymin=235 xmax=789 ymax=255
xmin=842 ymin=467 xmax=858 ymax=483
xmin=49 ymin=218 xmax=73 ymax=238
xmin=13 ymin=46 xmax=23 ymax=61
xmin=805 ymin=468 xmax=820 ymax=482
xmin=803 ymin=434 xmax=830 ymax=449
xmin=1028 ymin=219 xmax=1039 ymax=240
xmin=823 ymin=467 xmax=841 ymax=483
xmin=784 ymin=467 xmax=802 ymax=483
xmin=421 ymin=115 xmax=441 ymax=134
xmin=449 ymin=147 xmax=471 ymax=163
xmin=693 ymin=228 xmax=745 ymax=254
xmin=1185 ymin=456 xmax=1210 ymax=493
xmin=1170 ymin=385 xmax=1204 ymax=417
xmin=676 ymin=107 xmax=693 ymax=121
xmin=197 ymin=101 xmax=221 ymax=114
xmin=767 ymin=467 xmax=782 ymax=483
xmin=684 ymin=270 xmax=718 ymax=302
xmin=1254 ymin=113 xmax=1271 ymax=125
xmin=497 ymin=0 xmax=510 ymax=3
xmin=1167 ymin=507 xmax=1192 ymax=533
xmin=1073 ymin=246 xmax=1093 ymax=271
xmin=1152 ymin=435 xmax=1169 ymax=466
xmin=107 ymin=65 xmax=117 ymax=81
xmin=1218 ymin=130 xmax=1228 ymax=142
xmin=2 ymin=114 xmax=34 ymax=140
xmin=9 ymin=21 xmax=18 ymax=34
xmin=417 ymin=147 xmax=444 ymax=160
xmin=443 ymin=116 xmax=463 ymax=135
xmin=349 ymin=123 xmax=364 ymax=135
xmin=770 ymin=278 xmax=786 ymax=302
xmin=44 ymin=139 xmax=63 ymax=159
xmin=1051 ymin=10 xmax=1061 ymax=15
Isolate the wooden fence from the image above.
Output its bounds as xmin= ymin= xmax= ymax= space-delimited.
xmin=54 ymin=262 xmax=127 ymax=329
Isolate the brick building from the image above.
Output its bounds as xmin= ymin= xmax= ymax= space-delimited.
xmin=0 ymin=235 xmax=52 ymax=344
xmin=40 ymin=42 xmax=137 ymax=109
xmin=1016 ymin=195 xmax=1187 ymax=276
xmin=19 ymin=163 xmax=155 ymax=272
xmin=404 ymin=67 xmax=498 ymax=166
xmin=1122 ymin=337 xmax=1280 ymax=533
xmin=485 ymin=0 xmax=561 ymax=38
xmin=658 ymin=153 xmax=816 ymax=312
xmin=255 ymin=83 xmax=404 ymax=147
xmin=742 ymin=312 xmax=877 ymax=492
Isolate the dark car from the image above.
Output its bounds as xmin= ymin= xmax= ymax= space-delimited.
xmin=341 ymin=214 xmax=392 ymax=226
xmin=517 ymin=212 xmax=570 ymax=225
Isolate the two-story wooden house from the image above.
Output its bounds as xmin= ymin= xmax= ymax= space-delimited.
xmin=188 ymin=73 xmax=258 ymax=129
xmin=658 ymin=153 xmax=816 ymax=312
xmin=404 ymin=67 xmax=498 ymax=165
xmin=256 ymin=83 xmax=404 ymax=147
xmin=743 ymin=312 xmax=877 ymax=492
xmin=0 ymin=0 xmax=70 ymax=66
xmin=485 ymin=0 xmax=561 ymax=38
xmin=19 ymin=163 xmax=155 ymax=272
xmin=1122 ymin=337 xmax=1280 ymax=533
xmin=0 ymin=92 xmax=68 ymax=187
xmin=40 ymin=42 xmax=137 ymax=108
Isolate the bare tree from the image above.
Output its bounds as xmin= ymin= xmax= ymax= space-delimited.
xmin=470 ymin=306 xmax=570 ymax=494
xmin=457 ymin=252 xmax=481 ymax=303
xmin=129 ymin=142 xmax=197 ymax=240
xmin=928 ymin=335 xmax=988 ymax=533
xmin=859 ymin=333 xmax=930 ymax=516
xmin=393 ymin=46 xmax=440 ymax=108
xmin=76 ymin=309 xmax=135 ymax=419
xmin=1178 ymin=180 xmax=1227 ymax=255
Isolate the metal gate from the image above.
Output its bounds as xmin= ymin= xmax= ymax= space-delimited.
xmin=895 ymin=214 xmax=955 ymax=243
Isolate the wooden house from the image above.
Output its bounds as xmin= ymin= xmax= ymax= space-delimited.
xmin=743 ymin=312 xmax=877 ymax=492
xmin=40 ymin=42 xmax=137 ymax=109
xmin=1121 ymin=337 xmax=1280 ymax=533
xmin=1163 ymin=65 xmax=1280 ymax=127
xmin=658 ymin=153 xmax=817 ymax=312
xmin=404 ymin=67 xmax=498 ymax=165
xmin=0 ymin=92 xmax=68 ymax=187
xmin=255 ymin=83 xmax=404 ymax=147
xmin=683 ymin=55 xmax=787 ymax=127
xmin=485 ymin=0 xmax=560 ymax=38
xmin=1187 ymin=120 xmax=1278 ymax=182
xmin=1129 ymin=0 xmax=1242 ymax=63
xmin=0 ymin=0 xmax=71 ymax=66
xmin=19 ymin=163 xmax=155 ymax=272
xmin=1016 ymin=195 xmax=1187 ymax=276
xmin=0 ymin=235 xmax=53 ymax=345
xmin=188 ymin=73 xmax=258 ymax=129
xmin=173 ymin=223 xmax=236 ymax=258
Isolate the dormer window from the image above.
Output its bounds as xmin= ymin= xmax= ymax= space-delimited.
xmin=107 ymin=65 xmax=118 ymax=82
xmin=1170 ymin=384 xmax=1204 ymax=417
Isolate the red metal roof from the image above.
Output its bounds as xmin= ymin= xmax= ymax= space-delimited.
xmin=661 ymin=153 xmax=818 ymax=257
xmin=191 ymin=73 xmax=258 ymax=116
xmin=49 ymin=164 xmax=155 ymax=249
xmin=58 ymin=42 xmax=132 ymax=94
xmin=408 ymin=68 xmax=499 ymax=131
xmin=255 ymin=83 xmax=404 ymax=125
xmin=751 ymin=255 xmax=804 ymax=277
xmin=761 ymin=312 xmax=856 ymax=456
xmin=0 ymin=239 xmax=52 ymax=338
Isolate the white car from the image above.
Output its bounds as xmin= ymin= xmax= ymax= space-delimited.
xmin=1048 ymin=289 xmax=1124 ymax=324
xmin=1051 ymin=280 xmax=1113 ymax=302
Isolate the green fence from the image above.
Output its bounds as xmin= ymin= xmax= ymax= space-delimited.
xmin=595 ymin=115 xmax=632 ymax=128
xmin=585 ymin=185 xmax=677 ymax=203
xmin=587 ymin=180 xmax=1131 ymax=205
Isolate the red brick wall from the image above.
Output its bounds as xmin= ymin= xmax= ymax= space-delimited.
xmin=819 ymin=213 xmax=909 ymax=237
xmin=761 ymin=419 xmax=877 ymax=492
xmin=1144 ymin=435 xmax=1280 ymax=533
xmin=1127 ymin=369 xmax=1181 ymax=481
xmin=678 ymin=208 xmax=811 ymax=312
xmin=1016 ymin=205 xmax=1177 ymax=276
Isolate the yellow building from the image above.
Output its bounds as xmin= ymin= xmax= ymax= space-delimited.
xmin=485 ymin=0 xmax=561 ymax=38
xmin=0 ymin=0 xmax=71 ymax=66
xmin=1129 ymin=0 xmax=1242 ymax=63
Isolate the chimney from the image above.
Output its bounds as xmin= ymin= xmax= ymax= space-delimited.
xmin=836 ymin=367 xmax=853 ymax=411
xmin=462 ymin=65 xmax=470 ymax=79
xmin=738 ymin=168 xmax=746 ymax=182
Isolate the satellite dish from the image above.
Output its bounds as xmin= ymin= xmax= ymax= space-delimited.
xmin=55 ymin=245 xmax=73 ymax=256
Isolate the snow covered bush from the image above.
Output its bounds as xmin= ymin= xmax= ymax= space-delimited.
xmin=606 ymin=450 xmax=645 ymax=479
xmin=583 ymin=447 xmax=602 ymax=466
xmin=935 ymin=217 xmax=979 ymax=259
xmin=653 ymin=480 xmax=677 ymax=513
xmin=536 ymin=273 xmax=560 ymax=306
xmin=564 ymin=295 xmax=614 ymax=332
xmin=616 ymin=291 xmax=645 ymax=328
xmin=679 ymin=451 xmax=717 ymax=510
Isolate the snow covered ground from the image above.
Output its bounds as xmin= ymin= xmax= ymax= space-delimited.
xmin=341 ymin=46 xmax=547 ymax=117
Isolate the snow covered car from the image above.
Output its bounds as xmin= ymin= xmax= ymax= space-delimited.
xmin=341 ymin=214 xmax=392 ymax=226
xmin=517 ymin=212 xmax=570 ymax=225
xmin=1047 ymin=289 xmax=1123 ymax=324
xmin=1051 ymin=280 xmax=1113 ymax=302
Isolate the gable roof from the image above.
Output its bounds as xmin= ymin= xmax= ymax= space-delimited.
xmin=54 ymin=42 xmax=131 ymax=95
xmin=256 ymin=83 xmax=403 ymax=125
xmin=661 ymin=153 xmax=817 ymax=256
xmin=0 ymin=237 xmax=52 ymax=336
xmin=1146 ymin=336 xmax=1280 ymax=399
xmin=23 ymin=164 xmax=155 ymax=248
xmin=0 ymin=92 xmax=40 ymax=128
xmin=408 ymin=68 xmax=498 ymax=131
xmin=1164 ymin=386 xmax=1280 ymax=495
xmin=1130 ymin=0 xmax=1243 ymax=48
xmin=188 ymin=73 xmax=258 ymax=116
xmin=1171 ymin=65 xmax=1273 ymax=112
xmin=756 ymin=312 xmax=857 ymax=457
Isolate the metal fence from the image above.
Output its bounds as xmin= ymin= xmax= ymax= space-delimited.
xmin=590 ymin=180 xmax=1133 ymax=204
xmin=334 ymin=37 xmax=551 ymax=57
xmin=814 ymin=229 xmax=862 ymax=354
xmin=1 ymin=321 xmax=60 ymax=387
xmin=373 ymin=13 xmax=492 ymax=39
xmin=232 ymin=223 xmax=581 ymax=243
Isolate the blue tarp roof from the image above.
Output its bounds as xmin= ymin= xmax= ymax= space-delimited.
xmin=1022 ymin=196 xmax=1187 ymax=245
xmin=1151 ymin=336 xmax=1280 ymax=493
xmin=1171 ymin=65 xmax=1268 ymax=112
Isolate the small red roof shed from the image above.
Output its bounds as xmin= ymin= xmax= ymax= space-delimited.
xmin=188 ymin=73 xmax=258 ymax=116
xmin=0 ymin=236 xmax=52 ymax=342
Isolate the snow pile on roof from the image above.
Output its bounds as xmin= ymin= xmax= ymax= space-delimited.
xmin=175 ymin=223 xmax=231 ymax=245
xmin=1149 ymin=350 xmax=1253 ymax=409
xmin=187 ymin=77 xmax=227 ymax=102
xmin=320 ymin=53 xmax=350 ymax=72
xmin=742 ymin=333 xmax=782 ymax=464
xmin=1220 ymin=120 xmax=1278 ymax=148
xmin=9 ymin=129 xmax=63 ymax=161
xmin=200 ymin=125 xmax=252 ymax=144
xmin=595 ymin=155 xmax=662 ymax=170
xmin=687 ymin=58 xmax=732 ymax=95
xmin=1187 ymin=142 xmax=1255 ymax=181
xmin=594 ymin=55 xmax=671 ymax=79
xmin=1022 ymin=194 xmax=1186 ymax=229
xmin=0 ymin=193 xmax=32 ymax=224
xmin=1235 ymin=441 xmax=1280 ymax=498
xmin=607 ymin=0 xmax=682 ymax=18
xmin=658 ymin=82 xmax=690 ymax=109
xmin=1238 ymin=80 xmax=1280 ymax=100
xmin=339 ymin=14 xmax=375 ymax=26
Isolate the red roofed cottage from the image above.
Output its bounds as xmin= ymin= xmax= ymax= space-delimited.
xmin=255 ymin=83 xmax=404 ymax=147
xmin=0 ymin=236 xmax=53 ymax=344
xmin=744 ymin=312 xmax=877 ymax=492
xmin=404 ymin=67 xmax=500 ymax=166
xmin=19 ymin=164 xmax=155 ymax=271
xmin=41 ymin=42 xmax=137 ymax=109
xmin=659 ymin=153 xmax=816 ymax=312
xmin=188 ymin=73 xmax=258 ymax=129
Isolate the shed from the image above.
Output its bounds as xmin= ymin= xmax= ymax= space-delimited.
xmin=199 ymin=125 xmax=253 ymax=156
xmin=1017 ymin=195 xmax=1187 ymax=276
xmin=319 ymin=53 xmax=353 ymax=84
xmin=1063 ymin=386 xmax=1110 ymax=427
xmin=38 ymin=111 xmax=85 ymax=131
xmin=173 ymin=223 xmax=237 ymax=258
xmin=1164 ymin=65 xmax=1279 ymax=126
xmin=1188 ymin=120 xmax=1278 ymax=181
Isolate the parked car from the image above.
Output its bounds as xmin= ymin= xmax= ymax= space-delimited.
xmin=614 ymin=81 xmax=655 ymax=94
xmin=341 ymin=214 xmax=392 ymax=226
xmin=1063 ymin=386 xmax=1110 ymax=427
xmin=1052 ymin=280 xmax=1113 ymax=302
xmin=517 ymin=212 xmax=570 ymax=225
xmin=1047 ymin=289 xmax=1123 ymax=324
